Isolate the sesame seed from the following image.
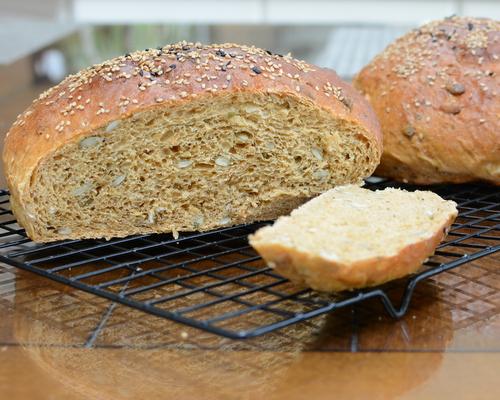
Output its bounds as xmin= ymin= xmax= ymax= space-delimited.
xmin=10 ymin=42 xmax=333 ymax=138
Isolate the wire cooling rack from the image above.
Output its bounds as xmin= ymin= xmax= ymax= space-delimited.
xmin=0 ymin=178 xmax=500 ymax=339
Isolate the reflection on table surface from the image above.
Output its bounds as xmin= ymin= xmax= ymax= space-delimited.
xmin=2 ymin=249 xmax=500 ymax=399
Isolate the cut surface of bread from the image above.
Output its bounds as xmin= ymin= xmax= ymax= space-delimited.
xmin=249 ymin=185 xmax=458 ymax=292
xmin=3 ymin=42 xmax=382 ymax=242
xmin=353 ymin=16 xmax=500 ymax=185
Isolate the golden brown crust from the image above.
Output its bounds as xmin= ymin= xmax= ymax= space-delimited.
xmin=5 ymin=42 xmax=381 ymax=198
xmin=3 ymin=41 xmax=382 ymax=242
xmin=353 ymin=16 xmax=500 ymax=185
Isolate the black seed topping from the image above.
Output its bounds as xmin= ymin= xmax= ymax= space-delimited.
xmin=138 ymin=82 xmax=142 ymax=86
xmin=221 ymin=65 xmax=226 ymax=71
xmin=176 ymin=54 xmax=183 ymax=60
xmin=170 ymin=64 xmax=177 ymax=69
xmin=265 ymin=49 xmax=272 ymax=55
xmin=468 ymin=23 xmax=474 ymax=30
xmin=125 ymin=53 xmax=131 ymax=57
xmin=139 ymin=70 xmax=144 ymax=76
xmin=252 ymin=66 xmax=262 ymax=74
xmin=182 ymin=45 xmax=188 ymax=50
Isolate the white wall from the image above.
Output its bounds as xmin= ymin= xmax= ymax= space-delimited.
xmin=3 ymin=0 xmax=500 ymax=26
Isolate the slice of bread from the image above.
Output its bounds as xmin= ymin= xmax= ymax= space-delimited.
xmin=249 ymin=185 xmax=458 ymax=292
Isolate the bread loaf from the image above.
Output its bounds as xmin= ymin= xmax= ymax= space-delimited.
xmin=249 ymin=185 xmax=458 ymax=292
xmin=353 ymin=16 xmax=500 ymax=185
xmin=3 ymin=41 xmax=382 ymax=242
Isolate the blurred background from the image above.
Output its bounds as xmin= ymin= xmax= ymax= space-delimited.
xmin=1 ymin=0 xmax=500 ymax=186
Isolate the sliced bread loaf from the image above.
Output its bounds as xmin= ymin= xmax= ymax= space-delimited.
xmin=249 ymin=185 xmax=458 ymax=292
xmin=3 ymin=41 xmax=382 ymax=242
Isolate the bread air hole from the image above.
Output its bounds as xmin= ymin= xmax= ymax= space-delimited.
xmin=160 ymin=131 xmax=173 ymax=142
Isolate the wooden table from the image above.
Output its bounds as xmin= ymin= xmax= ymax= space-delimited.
xmin=1 ymin=80 xmax=500 ymax=400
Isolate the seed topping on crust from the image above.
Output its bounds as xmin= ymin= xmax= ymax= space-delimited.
xmin=12 ymin=41 xmax=363 ymax=136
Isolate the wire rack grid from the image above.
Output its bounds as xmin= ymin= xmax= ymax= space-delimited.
xmin=0 ymin=178 xmax=500 ymax=339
